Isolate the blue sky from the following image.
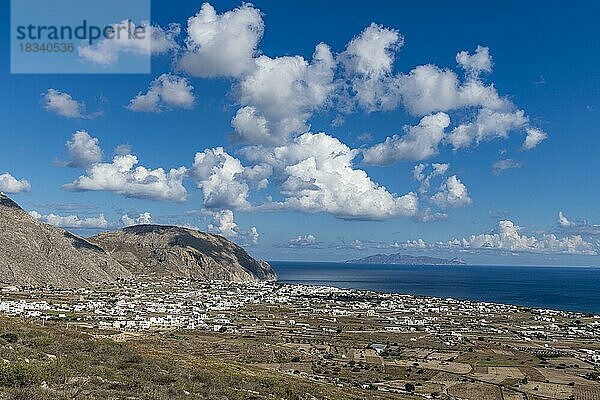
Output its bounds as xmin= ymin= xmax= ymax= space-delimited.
xmin=1 ymin=0 xmax=599 ymax=264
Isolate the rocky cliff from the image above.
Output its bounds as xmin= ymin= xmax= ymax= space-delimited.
xmin=89 ymin=225 xmax=277 ymax=282
xmin=0 ymin=193 xmax=132 ymax=287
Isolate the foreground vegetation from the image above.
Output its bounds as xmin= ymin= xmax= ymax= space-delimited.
xmin=0 ymin=317 xmax=406 ymax=400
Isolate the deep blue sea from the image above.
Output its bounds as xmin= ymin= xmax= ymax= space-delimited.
xmin=271 ymin=261 xmax=600 ymax=314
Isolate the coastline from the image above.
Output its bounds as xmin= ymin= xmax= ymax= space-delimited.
xmin=276 ymin=281 xmax=600 ymax=318
xmin=271 ymin=261 xmax=600 ymax=314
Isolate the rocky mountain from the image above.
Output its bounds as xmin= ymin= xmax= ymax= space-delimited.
xmin=346 ymin=253 xmax=466 ymax=265
xmin=0 ymin=193 xmax=132 ymax=288
xmin=0 ymin=194 xmax=276 ymax=287
xmin=89 ymin=225 xmax=277 ymax=282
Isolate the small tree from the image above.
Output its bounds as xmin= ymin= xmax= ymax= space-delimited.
xmin=0 ymin=333 xmax=18 ymax=343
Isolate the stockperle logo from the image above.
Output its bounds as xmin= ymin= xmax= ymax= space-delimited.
xmin=11 ymin=0 xmax=151 ymax=74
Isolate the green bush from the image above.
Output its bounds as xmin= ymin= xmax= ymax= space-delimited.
xmin=1 ymin=332 xmax=18 ymax=343
xmin=0 ymin=362 xmax=47 ymax=388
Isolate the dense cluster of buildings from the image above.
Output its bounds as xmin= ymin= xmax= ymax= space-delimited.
xmin=1 ymin=278 xmax=599 ymax=366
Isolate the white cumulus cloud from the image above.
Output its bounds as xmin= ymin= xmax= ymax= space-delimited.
xmin=452 ymin=220 xmax=597 ymax=255
xmin=522 ymin=127 xmax=547 ymax=150
xmin=64 ymin=154 xmax=187 ymax=202
xmin=395 ymin=64 xmax=509 ymax=117
xmin=42 ymin=89 xmax=89 ymax=119
xmin=456 ymin=45 xmax=492 ymax=77
xmin=447 ymin=108 xmax=528 ymax=149
xmin=128 ymin=74 xmax=195 ymax=113
xmin=362 ymin=112 xmax=450 ymax=165
xmin=287 ymin=234 xmax=319 ymax=248
xmin=431 ymin=175 xmax=472 ymax=209
xmin=231 ymin=43 xmax=335 ymax=145
xmin=191 ymin=147 xmax=250 ymax=209
xmin=244 ymin=132 xmax=419 ymax=220
xmin=391 ymin=220 xmax=598 ymax=255
xmin=0 ymin=173 xmax=31 ymax=194
xmin=178 ymin=2 xmax=264 ymax=78
xmin=61 ymin=133 xmax=187 ymax=201
xmin=121 ymin=212 xmax=153 ymax=227
xmin=558 ymin=211 xmax=573 ymax=228
xmin=339 ymin=23 xmax=404 ymax=112
xmin=29 ymin=210 xmax=109 ymax=229
xmin=62 ymin=130 xmax=103 ymax=168
xmin=208 ymin=209 xmax=259 ymax=245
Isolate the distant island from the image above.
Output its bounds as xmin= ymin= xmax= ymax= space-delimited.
xmin=345 ymin=253 xmax=466 ymax=265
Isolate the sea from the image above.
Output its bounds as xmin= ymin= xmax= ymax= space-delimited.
xmin=271 ymin=261 xmax=600 ymax=315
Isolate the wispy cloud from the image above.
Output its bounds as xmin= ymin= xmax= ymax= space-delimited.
xmin=492 ymin=159 xmax=523 ymax=175
xmin=558 ymin=211 xmax=600 ymax=236
xmin=79 ymin=20 xmax=179 ymax=66
xmin=42 ymin=89 xmax=101 ymax=119
xmin=284 ymin=234 xmax=320 ymax=248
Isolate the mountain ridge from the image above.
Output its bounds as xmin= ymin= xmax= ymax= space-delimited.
xmin=89 ymin=224 xmax=277 ymax=282
xmin=0 ymin=194 xmax=276 ymax=287
xmin=0 ymin=193 xmax=132 ymax=287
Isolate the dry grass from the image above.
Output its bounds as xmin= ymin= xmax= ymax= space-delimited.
xmin=521 ymin=381 xmax=574 ymax=399
xmin=574 ymin=385 xmax=600 ymax=400
xmin=447 ymin=382 xmax=502 ymax=400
